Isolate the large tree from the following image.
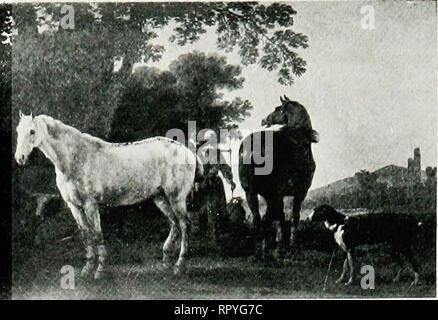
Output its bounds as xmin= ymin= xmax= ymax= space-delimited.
xmin=13 ymin=2 xmax=308 ymax=83
xmin=109 ymin=51 xmax=252 ymax=142
xmin=12 ymin=2 xmax=308 ymax=142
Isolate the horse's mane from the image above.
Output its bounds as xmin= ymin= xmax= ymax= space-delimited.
xmin=112 ymin=136 xmax=183 ymax=147
xmin=279 ymin=126 xmax=319 ymax=144
xmin=37 ymin=115 xmax=109 ymax=148
xmin=37 ymin=114 xmax=187 ymax=148
xmin=281 ymin=100 xmax=319 ymax=144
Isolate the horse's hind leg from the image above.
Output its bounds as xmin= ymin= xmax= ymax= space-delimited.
xmin=168 ymin=197 xmax=190 ymax=276
xmin=245 ymin=191 xmax=261 ymax=259
xmin=66 ymin=202 xmax=95 ymax=278
xmin=83 ymin=201 xmax=106 ymax=280
xmin=262 ymin=197 xmax=281 ymax=262
xmin=153 ymin=196 xmax=179 ymax=269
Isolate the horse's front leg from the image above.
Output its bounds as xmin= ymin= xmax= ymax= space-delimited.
xmin=175 ymin=217 xmax=189 ymax=275
xmin=66 ymin=202 xmax=95 ymax=277
xmin=290 ymin=196 xmax=303 ymax=247
xmin=169 ymin=198 xmax=190 ymax=276
xmin=277 ymin=211 xmax=288 ymax=259
xmin=153 ymin=196 xmax=179 ymax=269
xmin=84 ymin=201 xmax=107 ymax=280
xmin=262 ymin=197 xmax=280 ymax=262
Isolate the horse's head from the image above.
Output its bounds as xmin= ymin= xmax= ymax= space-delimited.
xmin=262 ymin=95 xmax=318 ymax=143
xmin=262 ymin=95 xmax=312 ymax=129
xmin=15 ymin=111 xmax=41 ymax=166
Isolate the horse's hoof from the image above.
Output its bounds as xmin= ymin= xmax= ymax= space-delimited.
xmin=344 ymin=279 xmax=353 ymax=286
xmin=80 ymin=270 xmax=90 ymax=278
xmin=162 ymin=262 xmax=171 ymax=270
xmin=273 ymin=249 xmax=286 ymax=261
xmin=274 ymin=260 xmax=284 ymax=268
xmin=269 ymin=256 xmax=284 ymax=268
xmin=335 ymin=278 xmax=344 ymax=284
xmin=94 ymin=270 xmax=104 ymax=280
xmin=249 ymin=255 xmax=263 ymax=263
xmin=393 ymin=276 xmax=400 ymax=283
xmin=262 ymin=253 xmax=276 ymax=265
xmin=410 ymin=273 xmax=419 ymax=287
xmin=174 ymin=264 xmax=186 ymax=276
xmin=289 ymin=233 xmax=297 ymax=248
xmin=80 ymin=264 xmax=94 ymax=278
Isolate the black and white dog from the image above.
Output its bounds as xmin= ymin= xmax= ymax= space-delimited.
xmin=308 ymin=205 xmax=420 ymax=286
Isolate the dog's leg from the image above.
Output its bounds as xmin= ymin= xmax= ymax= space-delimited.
xmin=391 ymin=248 xmax=403 ymax=283
xmin=336 ymin=257 xmax=348 ymax=284
xmin=345 ymin=251 xmax=354 ymax=286
xmin=404 ymin=247 xmax=420 ymax=286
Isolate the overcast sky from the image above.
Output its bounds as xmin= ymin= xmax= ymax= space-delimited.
xmin=147 ymin=1 xmax=437 ymax=189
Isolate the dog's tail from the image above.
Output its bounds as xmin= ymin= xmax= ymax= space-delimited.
xmin=413 ymin=218 xmax=424 ymax=237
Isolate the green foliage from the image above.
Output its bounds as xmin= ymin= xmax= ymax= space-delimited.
xmin=11 ymin=2 xmax=309 ymax=144
xmin=109 ymin=67 xmax=179 ymax=141
xmin=109 ymin=51 xmax=253 ymax=142
xmin=13 ymin=2 xmax=308 ymax=86
xmin=12 ymin=26 xmax=127 ymax=139
xmin=1 ymin=4 xmax=11 ymax=134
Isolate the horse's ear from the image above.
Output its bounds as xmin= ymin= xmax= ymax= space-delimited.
xmin=30 ymin=112 xmax=34 ymax=119
xmin=280 ymin=96 xmax=285 ymax=103
xmin=284 ymin=95 xmax=291 ymax=102
xmin=19 ymin=110 xmax=23 ymax=118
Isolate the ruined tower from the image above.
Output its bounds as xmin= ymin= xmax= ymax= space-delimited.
xmin=413 ymin=148 xmax=421 ymax=176
xmin=407 ymin=147 xmax=421 ymax=181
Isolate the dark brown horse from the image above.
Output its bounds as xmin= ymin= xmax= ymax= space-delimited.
xmin=238 ymin=95 xmax=317 ymax=260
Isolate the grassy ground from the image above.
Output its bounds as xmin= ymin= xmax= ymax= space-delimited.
xmin=12 ymin=216 xmax=436 ymax=299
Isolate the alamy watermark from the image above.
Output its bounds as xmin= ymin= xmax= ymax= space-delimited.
xmin=360 ymin=265 xmax=375 ymax=289
xmin=60 ymin=265 xmax=75 ymax=290
xmin=165 ymin=121 xmax=274 ymax=175
xmin=360 ymin=5 xmax=376 ymax=30
xmin=60 ymin=5 xmax=75 ymax=30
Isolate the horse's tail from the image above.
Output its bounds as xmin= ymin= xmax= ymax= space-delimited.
xmin=195 ymin=153 xmax=204 ymax=182
xmin=187 ymin=153 xmax=204 ymax=212
xmin=187 ymin=137 xmax=203 ymax=182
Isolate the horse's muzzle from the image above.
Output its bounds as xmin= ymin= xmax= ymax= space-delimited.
xmin=15 ymin=153 xmax=28 ymax=166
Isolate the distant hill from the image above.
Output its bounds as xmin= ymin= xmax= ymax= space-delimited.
xmin=307 ymin=176 xmax=358 ymax=203
xmin=306 ymin=164 xmax=427 ymax=205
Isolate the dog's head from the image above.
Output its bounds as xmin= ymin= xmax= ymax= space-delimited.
xmin=307 ymin=204 xmax=339 ymax=223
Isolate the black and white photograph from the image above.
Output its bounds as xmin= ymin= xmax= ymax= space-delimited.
xmin=0 ymin=0 xmax=436 ymax=301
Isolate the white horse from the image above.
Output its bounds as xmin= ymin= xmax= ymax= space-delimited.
xmin=14 ymin=111 xmax=203 ymax=278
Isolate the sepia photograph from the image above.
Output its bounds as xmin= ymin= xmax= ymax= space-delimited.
xmin=0 ymin=0 xmax=436 ymax=301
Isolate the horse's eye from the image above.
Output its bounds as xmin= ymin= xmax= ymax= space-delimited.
xmin=30 ymin=129 xmax=35 ymax=135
